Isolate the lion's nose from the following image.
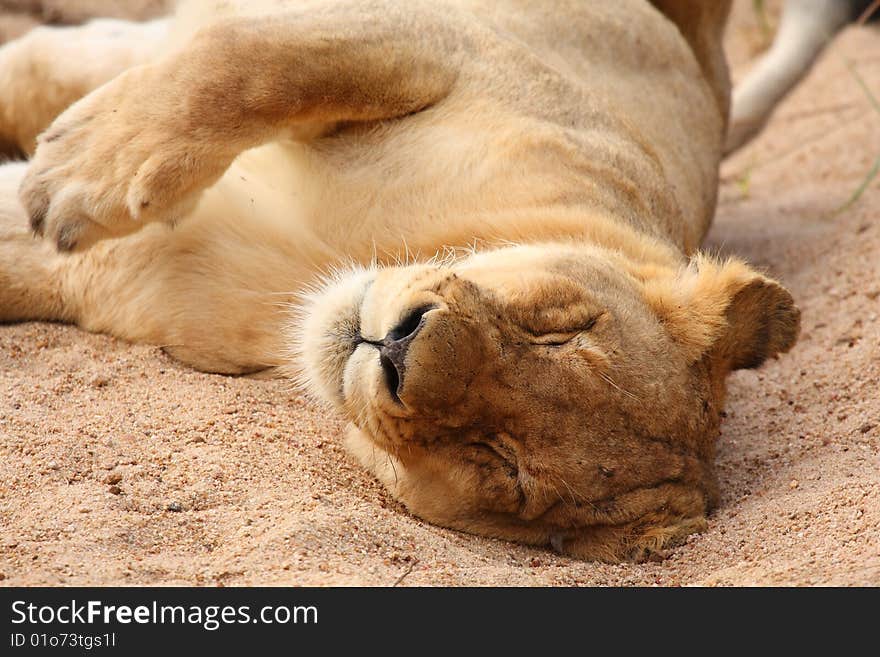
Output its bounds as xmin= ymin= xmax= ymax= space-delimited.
xmin=376 ymin=305 xmax=434 ymax=402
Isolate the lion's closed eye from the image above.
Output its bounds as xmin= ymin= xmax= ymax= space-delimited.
xmin=499 ymin=273 xmax=605 ymax=344
xmin=527 ymin=313 xmax=602 ymax=345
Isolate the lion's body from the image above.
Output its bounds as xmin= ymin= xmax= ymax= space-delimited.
xmin=1 ymin=0 xmax=727 ymax=372
xmin=0 ymin=0 xmax=802 ymax=561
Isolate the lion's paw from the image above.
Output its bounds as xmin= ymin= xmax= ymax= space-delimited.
xmin=19 ymin=66 xmax=211 ymax=251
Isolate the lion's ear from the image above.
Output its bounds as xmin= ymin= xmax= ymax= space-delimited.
xmin=713 ymin=273 xmax=801 ymax=370
xmin=643 ymin=256 xmax=800 ymax=370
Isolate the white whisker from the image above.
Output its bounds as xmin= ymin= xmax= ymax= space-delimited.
xmin=599 ymin=371 xmax=639 ymax=401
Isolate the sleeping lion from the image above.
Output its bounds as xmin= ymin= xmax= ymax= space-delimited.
xmin=0 ymin=0 xmax=802 ymax=562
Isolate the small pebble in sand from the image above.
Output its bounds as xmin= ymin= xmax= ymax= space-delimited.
xmin=103 ymin=473 xmax=122 ymax=485
xmin=858 ymin=423 xmax=875 ymax=434
xmin=108 ymin=485 xmax=122 ymax=495
xmin=47 ymin=461 xmax=59 ymax=470
xmin=89 ymin=375 xmax=110 ymax=388
xmin=789 ymin=480 xmax=800 ymax=490
xmin=166 ymin=502 xmax=183 ymax=512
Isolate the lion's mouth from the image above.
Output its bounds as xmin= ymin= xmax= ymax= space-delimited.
xmin=292 ymin=267 xmax=376 ymax=407
xmin=353 ymin=304 xmax=437 ymax=406
xmin=317 ymin=277 xmax=418 ymax=414
xmin=346 ymin=334 xmax=401 ymax=404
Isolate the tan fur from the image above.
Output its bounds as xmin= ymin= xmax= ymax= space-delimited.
xmin=0 ymin=0 xmax=801 ymax=561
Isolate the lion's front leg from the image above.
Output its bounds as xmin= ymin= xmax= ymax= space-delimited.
xmin=20 ymin=4 xmax=459 ymax=251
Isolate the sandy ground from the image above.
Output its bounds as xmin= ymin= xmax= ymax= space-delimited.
xmin=0 ymin=1 xmax=878 ymax=587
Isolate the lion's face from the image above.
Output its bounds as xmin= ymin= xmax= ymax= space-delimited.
xmin=295 ymin=245 xmax=799 ymax=561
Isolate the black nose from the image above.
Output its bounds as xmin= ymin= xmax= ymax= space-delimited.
xmin=377 ymin=305 xmax=433 ymax=402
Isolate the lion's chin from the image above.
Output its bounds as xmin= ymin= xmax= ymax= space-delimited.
xmin=289 ymin=267 xmax=376 ymax=407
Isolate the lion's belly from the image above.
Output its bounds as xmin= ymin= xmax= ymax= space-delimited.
xmin=194 ymin=0 xmax=724 ymax=264
xmin=198 ymin=128 xmax=628 ymax=267
xmin=202 ymin=124 xmax=704 ymax=269
xmin=180 ymin=0 xmax=723 ymax=260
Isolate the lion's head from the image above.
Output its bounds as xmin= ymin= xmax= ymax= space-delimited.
xmin=293 ymin=244 xmax=799 ymax=561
